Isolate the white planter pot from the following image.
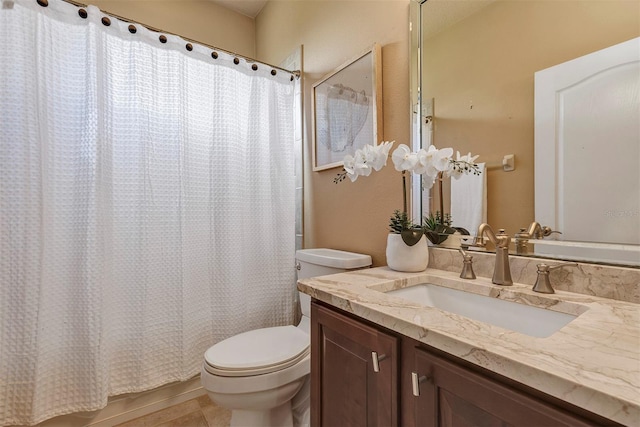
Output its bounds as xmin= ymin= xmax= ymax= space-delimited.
xmin=439 ymin=232 xmax=463 ymax=249
xmin=386 ymin=234 xmax=429 ymax=272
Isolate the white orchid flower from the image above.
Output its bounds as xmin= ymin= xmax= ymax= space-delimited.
xmin=422 ymin=173 xmax=437 ymax=190
xmin=449 ymin=165 xmax=464 ymax=180
xmin=337 ymin=141 xmax=394 ymax=183
xmin=343 ymin=154 xmax=355 ymax=174
xmin=412 ymin=148 xmax=431 ymax=175
xmin=391 ymin=144 xmax=418 ymax=172
xmin=363 ymin=142 xmax=387 ymax=172
xmin=425 ymin=145 xmax=439 ymax=159
xmin=342 ymin=154 xmax=360 ymax=182
xmin=361 ymin=145 xmax=377 ymax=167
xmin=379 ymin=140 xmax=393 ymax=156
xmin=415 ymin=144 xmax=455 ymax=176
xmin=433 ymin=147 xmax=453 ymax=172
xmin=449 ymin=151 xmax=480 ymax=179
xmin=352 ymin=148 xmax=372 ymax=178
xmin=335 ymin=141 xmax=480 ymax=189
xmin=369 ymin=140 xmax=393 ymax=171
xmin=457 ymin=151 xmax=479 ymax=164
xmin=414 ymin=145 xmax=438 ymax=177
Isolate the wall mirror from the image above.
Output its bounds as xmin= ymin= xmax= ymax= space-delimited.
xmin=410 ymin=0 xmax=640 ymax=266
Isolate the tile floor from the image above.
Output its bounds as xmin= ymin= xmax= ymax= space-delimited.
xmin=114 ymin=396 xmax=231 ymax=427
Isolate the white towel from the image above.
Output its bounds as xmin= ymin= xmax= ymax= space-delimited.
xmin=450 ymin=163 xmax=487 ymax=234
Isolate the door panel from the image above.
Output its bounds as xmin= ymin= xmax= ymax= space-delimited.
xmin=311 ymin=302 xmax=398 ymax=427
xmin=410 ymin=346 xmax=597 ymax=427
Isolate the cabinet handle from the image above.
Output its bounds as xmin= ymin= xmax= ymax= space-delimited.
xmin=371 ymin=351 xmax=388 ymax=373
xmin=411 ymin=372 xmax=429 ymax=396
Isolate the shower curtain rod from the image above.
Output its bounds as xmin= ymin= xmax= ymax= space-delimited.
xmin=46 ymin=0 xmax=301 ymax=79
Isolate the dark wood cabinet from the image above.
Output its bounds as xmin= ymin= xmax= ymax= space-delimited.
xmin=311 ymin=302 xmax=398 ymax=427
xmin=402 ymin=341 xmax=599 ymax=427
xmin=312 ymin=300 xmax=620 ymax=427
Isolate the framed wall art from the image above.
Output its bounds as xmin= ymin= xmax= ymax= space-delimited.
xmin=312 ymin=43 xmax=383 ymax=171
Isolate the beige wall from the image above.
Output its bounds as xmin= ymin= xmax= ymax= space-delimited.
xmin=423 ymin=0 xmax=640 ymax=236
xmin=91 ymin=0 xmax=256 ymax=57
xmin=256 ymin=0 xmax=411 ymax=266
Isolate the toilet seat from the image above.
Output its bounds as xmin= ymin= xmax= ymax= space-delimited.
xmin=204 ymin=325 xmax=309 ymax=377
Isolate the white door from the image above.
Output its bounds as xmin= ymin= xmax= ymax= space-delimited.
xmin=535 ymin=37 xmax=640 ymax=246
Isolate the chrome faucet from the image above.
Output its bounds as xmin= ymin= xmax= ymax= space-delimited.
xmin=473 ymin=223 xmax=513 ymax=286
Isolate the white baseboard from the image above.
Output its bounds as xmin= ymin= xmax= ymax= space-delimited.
xmin=35 ymin=376 xmax=206 ymax=427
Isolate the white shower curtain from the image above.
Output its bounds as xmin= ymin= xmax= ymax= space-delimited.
xmin=0 ymin=1 xmax=296 ymax=424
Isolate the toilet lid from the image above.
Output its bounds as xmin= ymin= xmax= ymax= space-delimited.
xmin=204 ymin=325 xmax=309 ymax=376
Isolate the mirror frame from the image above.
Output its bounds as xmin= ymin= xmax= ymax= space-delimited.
xmin=409 ymin=0 xmax=424 ymax=225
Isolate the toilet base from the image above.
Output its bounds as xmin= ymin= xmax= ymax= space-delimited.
xmin=231 ymin=401 xmax=293 ymax=427
xmin=203 ymin=373 xmax=305 ymax=427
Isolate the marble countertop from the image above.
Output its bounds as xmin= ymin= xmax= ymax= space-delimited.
xmin=298 ymin=267 xmax=640 ymax=425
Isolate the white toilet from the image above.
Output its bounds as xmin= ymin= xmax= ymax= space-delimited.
xmin=201 ymin=248 xmax=372 ymax=427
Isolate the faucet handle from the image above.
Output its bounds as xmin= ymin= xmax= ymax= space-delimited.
xmin=545 ymin=261 xmax=578 ymax=271
xmin=521 ymin=222 xmax=562 ymax=239
xmin=458 ymin=248 xmax=476 ymax=279
xmin=532 ymin=262 xmax=578 ymax=293
xmin=495 ymin=228 xmax=511 ymax=248
xmin=540 ymin=226 xmax=562 ymax=238
xmin=515 ymin=228 xmax=530 ymax=254
xmin=472 ymin=235 xmax=486 ymax=247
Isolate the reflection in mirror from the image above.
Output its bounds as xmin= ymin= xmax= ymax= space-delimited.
xmin=412 ymin=0 xmax=640 ymax=266
xmin=534 ymin=37 xmax=639 ymax=266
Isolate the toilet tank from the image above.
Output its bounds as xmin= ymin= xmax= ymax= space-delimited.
xmin=295 ymin=249 xmax=372 ymax=320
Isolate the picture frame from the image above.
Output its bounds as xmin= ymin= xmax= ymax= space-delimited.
xmin=312 ymin=43 xmax=383 ymax=171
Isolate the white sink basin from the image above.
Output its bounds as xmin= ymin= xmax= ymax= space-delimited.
xmin=385 ymin=284 xmax=579 ymax=338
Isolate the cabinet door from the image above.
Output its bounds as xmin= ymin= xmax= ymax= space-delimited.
xmin=406 ymin=345 xmax=599 ymax=427
xmin=311 ymin=302 xmax=398 ymax=427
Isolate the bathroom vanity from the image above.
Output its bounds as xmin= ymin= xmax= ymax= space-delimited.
xmin=312 ymin=302 xmax=612 ymax=426
xmin=298 ymin=250 xmax=639 ymax=426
